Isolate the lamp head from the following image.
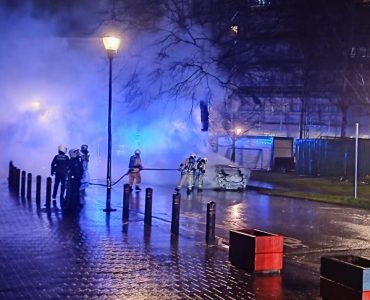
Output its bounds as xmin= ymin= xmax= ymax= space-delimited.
xmin=102 ymin=36 xmax=121 ymax=54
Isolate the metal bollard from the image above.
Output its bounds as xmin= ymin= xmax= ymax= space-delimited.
xmin=15 ymin=168 xmax=21 ymax=195
xmin=8 ymin=161 xmax=13 ymax=188
xmin=45 ymin=177 xmax=52 ymax=208
xmin=11 ymin=165 xmax=17 ymax=193
xmin=171 ymin=192 xmax=181 ymax=235
xmin=122 ymin=184 xmax=131 ymax=220
xmin=27 ymin=173 xmax=32 ymax=200
xmin=144 ymin=188 xmax=153 ymax=226
xmin=21 ymin=171 xmax=26 ymax=198
xmin=36 ymin=176 xmax=41 ymax=205
xmin=206 ymin=201 xmax=216 ymax=245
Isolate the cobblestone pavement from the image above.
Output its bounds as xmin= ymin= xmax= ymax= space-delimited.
xmin=2 ymin=177 xmax=370 ymax=299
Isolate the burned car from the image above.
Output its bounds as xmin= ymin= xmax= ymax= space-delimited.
xmin=214 ymin=164 xmax=250 ymax=191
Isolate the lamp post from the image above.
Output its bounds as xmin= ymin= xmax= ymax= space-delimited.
xmin=102 ymin=35 xmax=120 ymax=212
xmin=231 ymin=127 xmax=242 ymax=163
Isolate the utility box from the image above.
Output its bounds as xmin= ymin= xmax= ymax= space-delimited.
xmin=229 ymin=229 xmax=283 ymax=273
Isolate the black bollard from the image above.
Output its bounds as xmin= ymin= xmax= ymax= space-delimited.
xmin=11 ymin=165 xmax=17 ymax=193
xmin=8 ymin=161 xmax=13 ymax=188
xmin=21 ymin=171 xmax=26 ymax=198
xmin=15 ymin=168 xmax=21 ymax=195
xmin=45 ymin=177 xmax=52 ymax=209
xmin=171 ymin=192 xmax=181 ymax=235
xmin=27 ymin=173 xmax=32 ymax=200
xmin=206 ymin=201 xmax=216 ymax=246
xmin=36 ymin=175 xmax=41 ymax=205
xmin=144 ymin=188 xmax=153 ymax=226
xmin=122 ymin=184 xmax=131 ymax=221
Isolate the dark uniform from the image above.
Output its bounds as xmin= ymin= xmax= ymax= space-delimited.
xmin=63 ymin=149 xmax=83 ymax=213
xmin=51 ymin=148 xmax=69 ymax=206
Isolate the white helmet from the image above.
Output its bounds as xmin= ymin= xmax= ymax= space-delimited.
xmin=203 ymin=157 xmax=208 ymax=163
xmin=190 ymin=153 xmax=196 ymax=159
xmin=135 ymin=149 xmax=141 ymax=155
xmin=58 ymin=145 xmax=67 ymax=154
xmin=69 ymin=148 xmax=80 ymax=158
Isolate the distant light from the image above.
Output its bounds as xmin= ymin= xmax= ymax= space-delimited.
xmin=30 ymin=101 xmax=41 ymax=110
xmin=230 ymin=25 xmax=238 ymax=35
xmin=102 ymin=36 xmax=121 ymax=52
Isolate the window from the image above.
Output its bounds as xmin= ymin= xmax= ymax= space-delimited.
xmin=249 ymin=0 xmax=270 ymax=6
xmin=350 ymin=46 xmax=370 ymax=58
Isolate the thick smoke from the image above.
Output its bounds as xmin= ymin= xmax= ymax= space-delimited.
xmin=0 ymin=1 xmax=231 ymax=188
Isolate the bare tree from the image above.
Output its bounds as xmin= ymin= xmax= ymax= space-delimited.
xmin=99 ymin=0 xmax=370 ymax=138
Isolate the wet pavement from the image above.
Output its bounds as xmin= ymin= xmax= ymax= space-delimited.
xmin=1 ymin=178 xmax=370 ymax=299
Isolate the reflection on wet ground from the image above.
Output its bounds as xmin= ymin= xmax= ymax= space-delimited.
xmin=1 ymin=180 xmax=370 ymax=299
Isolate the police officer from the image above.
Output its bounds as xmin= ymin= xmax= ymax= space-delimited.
xmin=51 ymin=145 xmax=69 ymax=208
xmin=128 ymin=149 xmax=143 ymax=191
xmin=195 ymin=157 xmax=208 ymax=191
xmin=79 ymin=144 xmax=90 ymax=192
xmin=63 ymin=148 xmax=83 ymax=213
xmin=175 ymin=153 xmax=197 ymax=194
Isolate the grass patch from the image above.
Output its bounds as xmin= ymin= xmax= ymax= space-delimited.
xmin=250 ymin=170 xmax=370 ymax=209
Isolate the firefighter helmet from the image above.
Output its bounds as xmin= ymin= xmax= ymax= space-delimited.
xmin=69 ymin=148 xmax=80 ymax=158
xmin=58 ymin=145 xmax=67 ymax=154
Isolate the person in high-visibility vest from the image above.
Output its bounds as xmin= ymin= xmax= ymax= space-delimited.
xmin=195 ymin=157 xmax=208 ymax=191
xmin=175 ymin=153 xmax=197 ymax=194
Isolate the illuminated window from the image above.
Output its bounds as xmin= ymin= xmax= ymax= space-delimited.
xmin=350 ymin=46 xmax=370 ymax=58
xmin=250 ymin=0 xmax=269 ymax=6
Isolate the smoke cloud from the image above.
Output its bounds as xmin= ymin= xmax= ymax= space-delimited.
xmin=0 ymin=1 xmax=229 ymax=188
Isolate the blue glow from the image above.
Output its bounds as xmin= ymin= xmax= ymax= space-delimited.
xmin=256 ymin=137 xmax=273 ymax=145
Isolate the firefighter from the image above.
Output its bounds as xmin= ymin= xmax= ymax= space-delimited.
xmin=51 ymin=145 xmax=69 ymax=208
xmin=63 ymin=148 xmax=83 ymax=213
xmin=175 ymin=153 xmax=197 ymax=194
xmin=195 ymin=157 xmax=208 ymax=191
xmin=128 ymin=149 xmax=143 ymax=191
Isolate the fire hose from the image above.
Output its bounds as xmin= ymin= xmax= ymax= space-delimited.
xmin=89 ymin=168 xmax=179 ymax=187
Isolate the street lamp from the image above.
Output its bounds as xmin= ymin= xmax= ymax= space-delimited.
xmin=102 ymin=35 xmax=120 ymax=212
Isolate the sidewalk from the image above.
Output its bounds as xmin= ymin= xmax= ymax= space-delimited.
xmin=2 ymin=178 xmax=369 ymax=299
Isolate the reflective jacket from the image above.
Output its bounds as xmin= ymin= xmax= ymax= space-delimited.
xmin=129 ymin=155 xmax=142 ymax=172
xmin=196 ymin=158 xmax=207 ymax=173
xmin=179 ymin=156 xmax=196 ymax=174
